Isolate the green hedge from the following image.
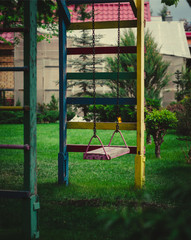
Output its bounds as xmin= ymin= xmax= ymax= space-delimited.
xmin=0 ymin=110 xmax=75 ymax=124
xmin=86 ymin=105 xmax=136 ymax=122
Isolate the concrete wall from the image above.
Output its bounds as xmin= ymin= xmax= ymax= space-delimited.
xmin=14 ymin=37 xmax=60 ymax=105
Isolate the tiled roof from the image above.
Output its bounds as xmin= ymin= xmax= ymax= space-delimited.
xmin=69 ymin=2 xmax=151 ymax=22
xmin=0 ymin=2 xmax=151 ymax=43
xmin=0 ymin=32 xmax=14 ymax=44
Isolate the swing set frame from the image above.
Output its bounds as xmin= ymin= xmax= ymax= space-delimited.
xmin=57 ymin=0 xmax=145 ymax=188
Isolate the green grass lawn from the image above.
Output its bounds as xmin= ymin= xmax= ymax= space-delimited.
xmin=0 ymin=123 xmax=191 ymax=239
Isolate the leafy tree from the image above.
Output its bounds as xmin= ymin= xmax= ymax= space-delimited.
xmin=174 ymin=68 xmax=191 ymax=101
xmin=47 ymin=95 xmax=58 ymax=111
xmin=0 ymin=0 xmax=58 ymax=43
xmin=145 ymin=109 xmax=177 ymax=158
xmin=176 ymin=98 xmax=191 ymax=136
xmin=105 ymin=29 xmax=170 ymax=101
xmin=162 ymin=0 xmax=191 ymax=7
xmin=68 ymin=4 xmax=104 ymax=116
xmin=187 ymin=0 xmax=191 ymax=7
xmin=161 ymin=0 xmax=179 ymax=6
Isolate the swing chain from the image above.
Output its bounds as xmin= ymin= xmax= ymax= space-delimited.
xmin=92 ymin=1 xmax=96 ymax=138
xmin=116 ymin=2 xmax=120 ymax=132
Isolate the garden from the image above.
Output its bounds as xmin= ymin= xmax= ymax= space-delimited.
xmin=1 ymin=0 xmax=191 ymax=239
xmin=0 ymin=102 xmax=191 ymax=239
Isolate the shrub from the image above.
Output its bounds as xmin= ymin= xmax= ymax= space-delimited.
xmin=103 ymin=184 xmax=191 ymax=240
xmin=1 ymin=94 xmax=76 ymax=124
xmin=146 ymin=98 xmax=161 ymax=111
xmin=37 ymin=102 xmax=48 ymax=113
xmin=47 ymin=95 xmax=58 ymax=111
xmin=176 ymin=98 xmax=191 ymax=136
xmin=16 ymin=98 xmax=21 ymax=106
xmin=0 ymin=111 xmax=23 ymax=124
xmin=44 ymin=110 xmax=59 ymax=123
xmin=173 ymin=67 xmax=191 ymax=101
xmin=145 ymin=109 xmax=177 ymax=158
xmin=166 ymin=102 xmax=184 ymax=114
xmin=86 ymin=105 xmax=136 ymax=122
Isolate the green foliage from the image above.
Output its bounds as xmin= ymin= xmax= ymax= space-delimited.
xmin=161 ymin=0 xmax=179 ymax=6
xmin=146 ymin=109 xmax=177 ymax=133
xmin=43 ymin=110 xmax=59 ymax=123
xmin=187 ymin=0 xmax=191 ymax=7
xmin=105 ymin=29 xmax=170 ymax=100
xmin=161 ymin=0 xmax=190 ymax=7
xmin=47 ymin=95 xmax=58 ymax=111
xmin=37 ymin=95 xmax=75 ymax=123
xmin=0 ymin=95 xmax=75 ymax=124
xmin=37 ymin=110 xmax=59 ymax=123
xmin=0 ymin=111 xmax=23 ymax=124
xmin=0 ymin=0 xmax=58 ymax=44
xmin=158 ymin=4 xmax=168 ymax=21
xmin=176 ymin=98 xmax=191 ymax=136
xmin=146 ymin=98 xmax=161 ymax=111
xmin=174 ymin=68 xmax=191 ymax=101
xmin=1 ymin=124 xmax=191 ymax=239
xmin=145 ymin=109 xmax=177 ymax=158
xmin=16 ymin=98 xmax=21 ymax=106
xmin=86 ymin=105 xmax=136 ymax=122
xmin=37 ymin=97 xmax=59 ymax=123
xmin=166 ymin=101 xmax=184 ymax=114
xmin=103 ymin=184 xmax=191 ymax=240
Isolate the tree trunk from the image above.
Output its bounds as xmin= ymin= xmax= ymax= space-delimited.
xmin=155 ymin=143 xmax=161 ymax=158
xmin=146 ymin=133 xmax=152 ymax=145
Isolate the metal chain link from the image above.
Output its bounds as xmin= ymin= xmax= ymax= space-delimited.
xmin=92 ymin=1 xmax=96 ymax=137
xmin=116 ymin=2 xmax=120 ymax=132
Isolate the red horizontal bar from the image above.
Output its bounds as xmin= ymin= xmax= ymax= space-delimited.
xmin=67 ymin=46 xmax=137 ymax=55
xmin=67 ymin=144 xmax=137 ymax=154
xmin=0 ymin=144 xmax=30 ymax=150
xmin=0 ymin=190 xmax=30 ymax=199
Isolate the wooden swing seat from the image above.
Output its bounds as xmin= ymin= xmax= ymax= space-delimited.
xmin=83 ymin=146 xmax=130 ymax=160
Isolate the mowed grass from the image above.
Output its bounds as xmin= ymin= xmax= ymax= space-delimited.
xmin=0 ymin=123 xmax=191 ymax=239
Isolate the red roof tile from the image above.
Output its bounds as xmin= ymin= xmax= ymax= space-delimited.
xmin=69 ymin=2 xmax=151 ymax=22
xmin=0 ymin=2 xmax=151 ymax=43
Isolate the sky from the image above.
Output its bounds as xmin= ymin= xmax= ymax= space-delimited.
xmin=149 ymin=0 xmax=191 ymax=22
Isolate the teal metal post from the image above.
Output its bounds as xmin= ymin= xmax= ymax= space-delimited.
xmin=23 ymin=0 xmax=39 ymax=239
xmin=57 ymin=0 xmax=70 ymax=185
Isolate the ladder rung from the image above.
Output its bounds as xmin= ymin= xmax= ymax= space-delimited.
xmin=0 ymin=27 xmax=29 ymax=33
xmin=67 ymin=144 xmax=137 ymax=154
xmin=0 ymin=190 xmax=30 ymax=199
xmin=68 ymin=20 xmax=137 ymax=30
xmin=67 ymin=122 xmax=137 ymax=130
xmin=0 ymin=67 xmax=28 ymax=72
xmin=0 ymin=88 xmax=14 ymax=91
xmin=67 ymin=46 xmax=136 ymax=55
xmin=67 ymin=72 xmax=136 ymax=80
xmin=0 ymin=144 xmax=30 ymax=150
xmin=0 ymin=106 xmax=30 ymax=111
xmin=67 ymin=97 xmax=136 ymax=105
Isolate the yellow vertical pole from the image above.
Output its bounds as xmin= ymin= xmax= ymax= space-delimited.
xmin=135 ymin=0 xmax=145 ymax=188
